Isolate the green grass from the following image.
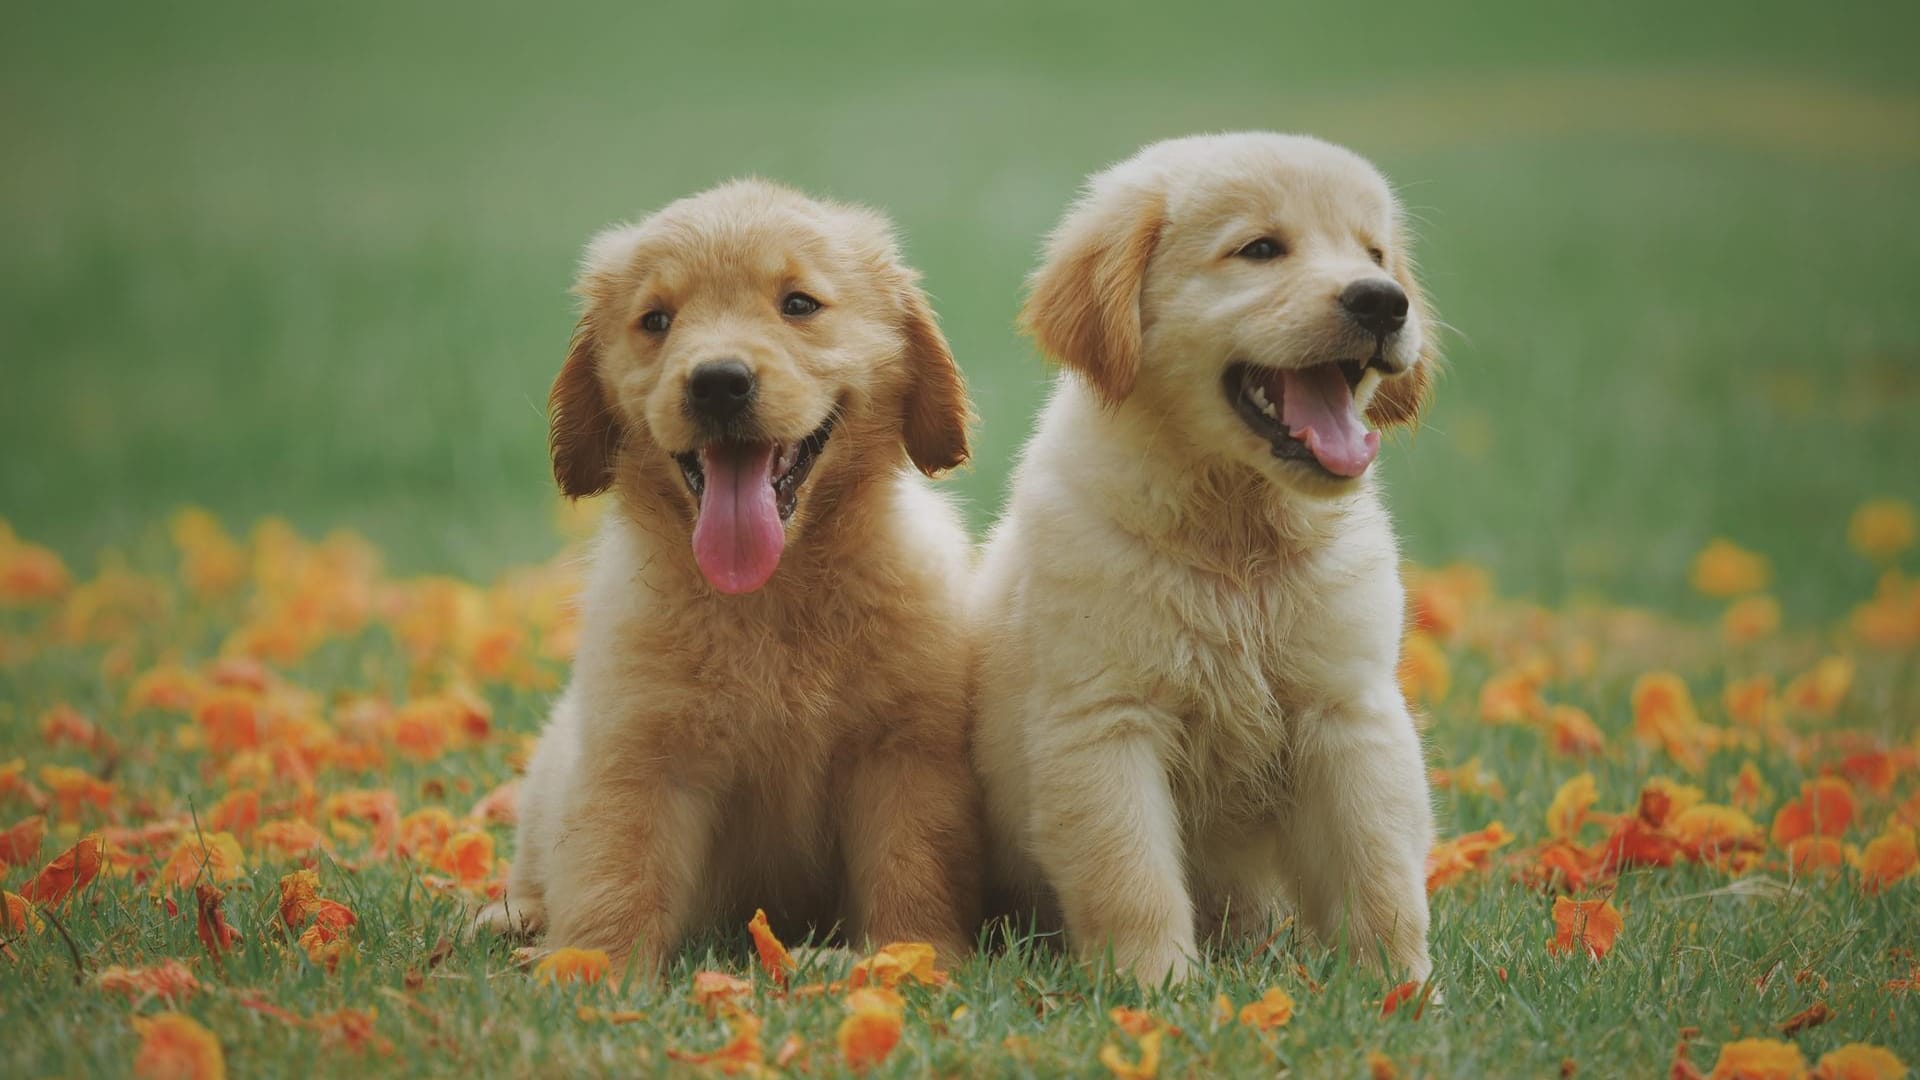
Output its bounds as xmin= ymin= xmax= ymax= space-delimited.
xmin=3 ymin=1 xmax=1919 ymax=1076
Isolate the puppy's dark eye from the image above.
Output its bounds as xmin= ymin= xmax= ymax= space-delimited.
xmin=640 ymin=311 xmax=672 ymax=333
xmin=1235 ymin=237 xmax=1285 ymax=261
xmin=1368 ymin=246 xmax=1387 ymax=267
xmin=781 ymin=292 xmax=822 ymax=318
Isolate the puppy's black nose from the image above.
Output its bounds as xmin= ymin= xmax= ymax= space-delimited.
xmin=1339 ymin=279 xmax=1409 ymax=337
xmin=686 ymin=360 xmax=756 ymax=422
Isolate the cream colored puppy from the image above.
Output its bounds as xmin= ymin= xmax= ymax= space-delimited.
xmin=975 ymin=133 xmax=1437 ymax=983
xmin=478 ymin=180 xmax=980 ymax=969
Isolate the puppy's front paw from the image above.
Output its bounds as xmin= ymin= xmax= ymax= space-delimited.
xmin=474 ymin=897 xmax=546 ymax=938
xmin=1114 ymin=940 xmax=1194 ymax=986
xmin=1400 ymin=945 xmax=1433 ymax=985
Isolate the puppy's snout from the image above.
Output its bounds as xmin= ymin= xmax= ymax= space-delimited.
xmin=1339 ymin=279 xmax=1409 ymax=337
xmin=686 ymin=359 xmax=756 ymax=423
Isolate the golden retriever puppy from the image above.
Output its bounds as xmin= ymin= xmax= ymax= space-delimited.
xmin=974 ymin=133 xmax=1438 ymax=983
xmin=477 ymin=180 xmax=980 ymax=968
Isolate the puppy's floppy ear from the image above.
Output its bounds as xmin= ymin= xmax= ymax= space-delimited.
xmin=1020 ymin=181 xmax=1164 ymax=406
xmin=550 ymin=227 xmax=641 ymax=499
xmin=549 ymin=316 xmax=624 ymax=499
xmin=897 ymin=282 xmax=974 ymax=477
xmin=1366 ymin=249 xmax=1439 ymax=429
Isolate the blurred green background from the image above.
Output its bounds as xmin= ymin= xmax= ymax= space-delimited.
xmin=5 ymin=0 xmax=1916 ymax=617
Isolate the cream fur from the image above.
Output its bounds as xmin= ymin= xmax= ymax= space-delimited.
xmin=974 ymin=133 xmax=1437 ymax=984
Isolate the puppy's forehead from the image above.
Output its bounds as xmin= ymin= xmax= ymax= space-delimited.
xmin=1154 ymin=135 xmax=1397 ymax=230
xmin=585 ymin=181 xmax=900 ymax=306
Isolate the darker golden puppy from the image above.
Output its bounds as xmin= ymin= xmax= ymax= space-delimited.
xmin=480 ymin=180 xmax=980 ymax=969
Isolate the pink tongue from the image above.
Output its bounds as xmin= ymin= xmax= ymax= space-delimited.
xmin=691 ymin=443 xmax=785 ymax=594
xmin=1280 ymin=365 xmax=1379 ymax=478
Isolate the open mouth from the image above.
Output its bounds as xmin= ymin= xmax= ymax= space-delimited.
xmin=670 ymin=412 xmax=837 ymax=595
xmin=673 ymin=412 xmax=836 ymax=523
xmin=1223 ymin=359 xmax=1380 ymax=480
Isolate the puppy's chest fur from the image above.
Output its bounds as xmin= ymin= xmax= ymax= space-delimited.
xmin=623 ymin=576 xmax=931 ymax=769
xmin=1134 ymin=557 xmax=1351 ymax=827
xmin=582 ymin=545 xmax=956 ymax=918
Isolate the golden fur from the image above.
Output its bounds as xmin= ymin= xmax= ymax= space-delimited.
xmin=974 ymin=133 xmax=1438 ymax=982
xmin=479 ymin=180 xmax=981 ymax=967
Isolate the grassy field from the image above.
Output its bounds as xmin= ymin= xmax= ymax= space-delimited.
xmin=4 ymin=1 xmax=1919 ymax=1076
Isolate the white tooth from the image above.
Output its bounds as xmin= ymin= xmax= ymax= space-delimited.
xmin=1248 ymin=385 xmax=1269 ymax=407
xmin=1352 ymin=368 xmax=1383 ymax=410
xmin=1261 ymin=400 xmax=1279 ymax=420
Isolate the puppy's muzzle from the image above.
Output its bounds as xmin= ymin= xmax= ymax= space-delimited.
xmin=686 ymin=359 xmax=757 ymax=426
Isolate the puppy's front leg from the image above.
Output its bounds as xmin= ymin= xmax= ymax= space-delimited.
xmin=1282 ymin=690 xmax=1434 ymax=981
xmin=1029 ymin=717 xmax=1195 ymax=983
xmin=840 ymin=728 xmax=980 ymax=958
xmin=543 ymin=764 xmax=716 ymax=975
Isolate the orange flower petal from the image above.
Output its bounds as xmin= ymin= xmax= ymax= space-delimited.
xmin=1729 ymin=762 xmax=1775 ymax=813
xmin=692 ymin=970 xmax=753 ymax=1012
xmin=1547 ymin=896 xmax=1624 ymax=960
xmin=849 ymin=941 xmax=948 ymax=990
xmin=21 ymin=835 xmax=104 ymax=905
xmin=1786 ymin=836 xmax=1850 ymax=876
xmin=1720 ymin=596 xmax=1781 ymax=645
xmin=1706 ymin=1038 xmax=1807 ymax=1080
xmin=1669 ymin=804 xmax=1765 ymax=865
xmin=669 ymin=1009 xmax=766 ymax=1073
xmin=1478 ymin=669 xmax=1546 ymax=725
xmin=152 ymin=833 xmax=246 ymax=895
xmin=1108 ymin=1006 xmax=1159 ymax=1037
xmin=96 ymin=960 xmax=202 ymax=1003
xmin=1838 ymin=750 xmax=1900 ymax=797
xmin=296 ymin=901 xmax=357 ymax=971
xmin=1724 ymin=677 xmax=1779 ymax=729
xmin=1855 ymin=824 xmax=1918 ymax=894
xmin=747 ymin=908 xmax=795 ymax=986
xmin=1547 ymin=705 xmax=1606 ymax=757
xmin=1690 ymin=539 xmax=1770 ymax=598
xmin=1632 ymin=672 xmax=1714 ymax=771
xmin=40 ymin=704 xmax=101 ymax=750
xmin=1425 ymin=821 xmax=1514 ymax=892
xmin=1602 ymin=816 xmax=1682 ymax=871
xmin=279 ymin=869 xmax=322 ymax=929
xmin=306 ymin=1007 xmax=393 ymax=1056
xmin=1778 ymin=1000 xmax=1834 ymax=1035
xmin=1237 ymin=986 xmax=1296 ymax=1030
xmin=0 ymin=814 xmax=45 ymax=866
xmin=1848 ymin=498 xmax=1917 ymax=561
xmin=195 ymin=883 xmax=243 ymax=957
xmin=838 ymin=988 xmax=906 ymax=1072
xmin=253 ymin=818 xmax=325 ymax=862
xmin=39 ymin=764 xmax=116 ymax=820
xmin=1638 ymin=777 xmax=1705 ymax=828
xmin=1770 ymin=777 xmax=1857 ymax=848
xmin=1812 ymin=1043 xmax=1907 ymax=1080
xmin=3 ymin=889 xmax=43 ymax=934
xmin=1379 ymin=981 xmax=1423 ymax=1018
xmin=1783 ymin=657 xmax=1854 ymax=718
xmin=205 ymin=790 xmax=260 ymax=839
xmin=433 ymin=830 xmax=495 ymax=885
xmin=1098 ymin=1028 xmax=1162 ymax=1080
xmin=132 ymin=1012 xmax=226 ymax=1080
xmin=1547 ymin=773 xmax=1599 ymax=840
xmin=534 ymin=947 xmax=610 ymax=987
